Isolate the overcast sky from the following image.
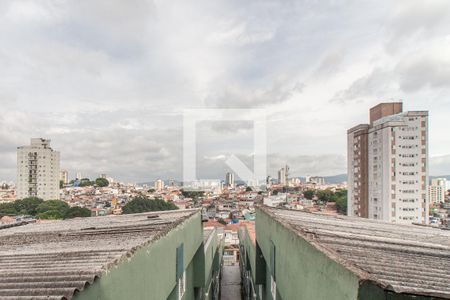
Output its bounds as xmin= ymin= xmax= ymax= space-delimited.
xmin=1 ymin=0 xmax=450 ymax=183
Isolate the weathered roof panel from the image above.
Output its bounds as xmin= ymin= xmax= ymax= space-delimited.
xmin=261 ymin=207 xmax=450 ymax=299
xmin=0 ymin=209 xmax=199 ymax=299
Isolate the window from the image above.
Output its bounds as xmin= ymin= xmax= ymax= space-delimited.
xmin=176 ymin=244 xmax=185 ymax=300
xmin=270 ymin=240 xmax=276 ymax=300
xmin=178 ymin=271 xmax=186 ymax=300
xmin=271 ymin=275 xmax=277 ymax=300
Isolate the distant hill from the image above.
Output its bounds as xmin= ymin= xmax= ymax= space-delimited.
xmin=323 ymin=174 xmax=347 ymax=184
xmin=298 ymin=174 xmax=347 ymax=184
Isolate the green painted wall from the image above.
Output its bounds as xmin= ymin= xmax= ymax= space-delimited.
xmin=239 ymin=227 xmax=256 ymax=281
xmin=73 ymin=212 xmax=203 ymax=300
xmin=254 ymin=208 xmax=444 ymax=300
xmin=256 ymin=208 xmax=360 ymax=300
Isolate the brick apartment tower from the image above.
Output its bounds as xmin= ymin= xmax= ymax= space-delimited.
xmin=347 ymin=103 xmax=429 ymax=224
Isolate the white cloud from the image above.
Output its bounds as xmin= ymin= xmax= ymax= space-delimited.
xmin=1 ymin=0 xmax=450 ymax=182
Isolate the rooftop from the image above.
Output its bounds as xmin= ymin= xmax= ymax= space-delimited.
xmin=0 ymin=209 xmax=199 ymax=300
xmin=260 ymin=206 xmax=450 ymax=299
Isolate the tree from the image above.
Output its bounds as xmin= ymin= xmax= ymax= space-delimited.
xmin=64 ymin=207 xmax=92 ymax=219
xmin=78 ymin=178 xmax=94 ymax=187
xmin=148 ymin=188 xmax=155 ymax=193
xmin=245 ymin=187 xmax=253 ymax=192
xmin=122 ymin=196 xmax=178 ymax=214
xmin=14 ymin=197 xmax=44 ymax=215
xmin=217 ymin=218 xmax=227 ymax=225
xmin=95 ymin=177 xmax=109 ymax=187
xmin=334 ymin=190 xmax=348 ymax=215
xmin=317 ymin=189 xmax=334 ymax=203
xmin=60 ymin=180 xmax=64 ymax=189
xmin=0 ymin=202 xmax=18 ymax=216
xmin=272 ymin=190 xmax=279 ymax=195
xmin=181 ymin=190 xmax=205 ymax=199
xmin=36 ymin=200 xmax=70 ymax=220
xmin=303 ymin=189 xmax=314 ymax=200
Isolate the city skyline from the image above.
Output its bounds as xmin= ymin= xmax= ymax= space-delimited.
xmin=1 ymin=1 xmax=450 ymax=182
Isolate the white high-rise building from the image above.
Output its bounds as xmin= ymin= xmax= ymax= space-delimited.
xmin=348 ymin=103 xmax=429 ymax=224
xmin=428 ymin=178 xmax=447 ymax=204
xmin=154 ymin=179 xmax=164 ymax=191
xmin=225 ymin=172 xmax=235 ymax=188
xmin=278 ymin=165 xmax=289 ymax=186
xmin=60 ymin=170 xmax=69 ymax=185
xmin=17 ymin=138 xmax=60 ymax=200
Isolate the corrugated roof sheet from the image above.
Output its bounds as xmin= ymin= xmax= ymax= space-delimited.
xmin=261 ymin=207 xmax=450 ymax=299
xmin=0 ymin=209 xmax=199 ymax=300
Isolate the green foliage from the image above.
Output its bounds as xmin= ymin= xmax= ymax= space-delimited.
xmin=316 ymin=189 xmax=334 ymax=203
xmin=0 ymin=197 xmax=44 ymax=216
xmin=303 ymin=189 xmax=315 ymax=200
xmin=181 ymin=190 xmax=205 ymax=199
xmin=14 ymin=197 xmax=44 ymax=215
xmin=64 ymin=206 xmax=92 ymax=219
xmin=95 ymin=177 xmax=109 ymax=187
xmin=0 ymin=202 xmax=18 ymax=216
xmin=217 ymin=218 xmax=227 ymax=225
xmin=60 ymin=180 xmax=64 ymax=189
xmin=147 ymin=188 xmax=155 ymax=193
xmin=38 ymin=210 xmax=65 ymax=220
xmin=0 ymin=197 xmax=91 ymax=220
xmin=78 ymin=178 xmax=94 ymax=187
xmin=36 ymin=200 xmax=70 ymax=219
xmin=245 ymin=186 xmax=253 ymax=192
xmin=1 ymin=183 xmax=9 ymax=190
xmin=272 ymin=190 xmax=279 ymax=195
xmin=334 ymin=189 xmax=348 ymax=215
xmin=122 ymin=196 xmax=178 ymax=214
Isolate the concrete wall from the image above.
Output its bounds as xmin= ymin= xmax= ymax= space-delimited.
xmin=73 ymin=212 xmax=204 ymax=300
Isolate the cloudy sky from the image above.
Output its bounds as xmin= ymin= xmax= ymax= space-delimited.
xmin=1 ymin=0 xmax=450 ymax=183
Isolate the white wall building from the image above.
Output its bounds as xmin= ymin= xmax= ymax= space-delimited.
xmin=263 ymin=193 xmax=288 ymax=207
xmin=154 ymin=179 xmax=164 ymax=191
xmin=225 ymin=172 xmax=235 ymax=188
xmin=368 ymin=111 xmax=429 ymax=224
xmin=60 ymin=170 xmax=69 ymax=185
xmin=348 ymin=103 xmax=429 ymax=224
xmin=17 ymin=138 xmax=60 ymax=200
xmin=428 ymin=178 xmax=447 ymax=204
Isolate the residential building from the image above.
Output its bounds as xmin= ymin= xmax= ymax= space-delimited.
xmin=308 ymin=176 xmax=326 ymax=185
xmin=225 ymin=172 xmax=235 ymax=188
xmin=240 ymin=206 xmax=450 ymax=300
xmin=347 ymin=124 xmax=369 ymax=217
xmin=16 ymin=138 xmax=60 ymax=200
xmin=348 ymin=103 xmax=429 ymax=224
xmin=277 ymin=165 xmax=289 ymax=186
xmin=429 ymin=178 xmax=447 ymax=204
xmin=0 ymin=209 xmax=223 ymax=300
xmin=60 ymin=169 xmax=69 ymax=185
xmin=155 ymin=179 xmax=164 ymax=191
xmin=263 ymin=193 xmax=287 ymax=207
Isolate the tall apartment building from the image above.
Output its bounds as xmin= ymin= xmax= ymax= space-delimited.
xmin=428 ymin=178 xmax=447 ymax=204
xmin=348 ymin=103 xmax=429 ymax=224
xmin=17 ymin=138 xmax=60 ymax=200
xmin=277 ymin=165 xmax=289 ymax=186
xmin=60 ymin=170 xmax=69 ymax=185
xmin=347 ymin=124 xmax=369 ymax=217
xmin=225 ymin=172 xmax=235 ymax=188
xmin=154 ymin=179 xmax=164 ymax=191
